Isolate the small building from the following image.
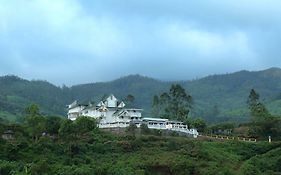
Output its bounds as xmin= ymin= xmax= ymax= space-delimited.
xmin=1 ymin=130 xmax=14 ymax=140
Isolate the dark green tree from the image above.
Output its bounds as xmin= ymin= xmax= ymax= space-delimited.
xmin=126 ymin=94 xmax=135 ymax=103
xmin=59 ymin=117 xmax=97 ymax=145
xmin=159 ymin=92 xmax=170 ymax=117
xmin=45 ymin=116 xmax=63 ymax=135
xmin=25 ymin=103 xmax=40 ymax=117
xmin=151 ymin=95 xmax=160 ymax=117
xmin=248 ymin=89 xmax=259 ymax=107
xmin=156 ymin=84 xmax=192 ymax=121
xmin=25 ymin=104 xmax=46 ymax=141
xmin=190 ymin=118 xmax=207 ymax=133
xmin=29 ymin=160 xmax=52 ymax=175
xmin=75 ymin=116 xmax=97 ymax=135
xmin=124 ymin=94 xmax=135 ymax=107
xmin=247 ymin=89 xmax=281 ymax=138
xmin=247 ymin=89 xmax=269 ymax=121
xmin=59 ymin=119 xmax=76 ymax=141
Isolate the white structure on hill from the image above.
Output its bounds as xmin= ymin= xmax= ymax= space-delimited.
xmin=68 ymin=94 xmax=142 ymax=124
xmin=67 ymin=94 xmax=198 ymax=138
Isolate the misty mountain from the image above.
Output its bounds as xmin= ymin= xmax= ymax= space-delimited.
xmin=1 ymin=68 xmax=281 ymax=123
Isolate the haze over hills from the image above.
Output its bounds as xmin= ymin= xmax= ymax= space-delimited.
xmin=1 ymin=67 xmax=281 ymax=123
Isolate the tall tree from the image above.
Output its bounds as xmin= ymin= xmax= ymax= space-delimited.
xmin=125 ymin=94 xmax=135 ymax=107
xmin=25 ymin=103 xmax=46 ymax=141
xmin=167 ymin=84 xmax=192 ymax=121
xmin=248 ymin=89 xmax=259 ymax=108
xmin=151 ymin=95 xmax=160 ymax=117
xmin=247 ymin=89 xmax=281 ymax=138
xmin=75 ymin=116 xmax=97 ymax=135
xmin=155 ymin=84 xmax=192 ymax=121
xmin=247 ymin=89 xmax=269 ymax=121
xmin=25 ymin=103 xmax=40 ymax=117
xmin=45 ymin=116 xmax=63 ymax=135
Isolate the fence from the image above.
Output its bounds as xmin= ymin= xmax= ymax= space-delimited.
xmin=201 ymin=134 xmax=257 ymax=142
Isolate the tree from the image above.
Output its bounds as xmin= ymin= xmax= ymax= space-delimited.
xmin=124 ymin=94 xmax=135 ymax=107
xmin=247 ymin=89 xmax=269 ymax=121
xmin=155 ymin=84 xmax=192 ymax=121
xmin=25 ymin=103 xmax=40 ymax=117
xmin=29 ymin=159 xmax=52 ymax=175
xmin=190 ymin=118 xmax=207 ymax=133
xmin=59 ymin=119 xmax=74 ymax=139
xmin=126 ymin=94 xmax=135 ymax=103
xmin=247 ymin=89 xmax=281 ymax=138
xmin=75 ymin=116 xmax=97 ymax=135
xmin=151 ymin=95 xmax=160 ymax=117
xmin=25 ymin=104 xmax=46 ymax=141
xmin=159 ymin=92 xmax=170 ymax=118
xmin=59 ymin=116 xmax=97 ymax=142
xmin=45 ymin=116 xmax=63 ymax=135
xmin=58 ymin=119 xmax=80 ymax=155
xmin=248 ymin=89 xmax=259 ymax=107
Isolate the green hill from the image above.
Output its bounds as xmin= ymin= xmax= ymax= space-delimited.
xmin=1 ymin=119 xmax=280 ymax=175
xmin=0 ymin=75 xmax=70 ymax=122
xmin=1 ymin=68 xmax=281 ymax=123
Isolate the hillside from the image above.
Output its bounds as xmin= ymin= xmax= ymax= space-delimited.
xmin=0 ymin=76 xmax=70 ymax=122
xmin=1 ymin=117 xmax=281 ymax=174
xmin=184 ymin=67 xmax=281 ymax=122
xmin=1 ymin=68 xmax=281 ymax=123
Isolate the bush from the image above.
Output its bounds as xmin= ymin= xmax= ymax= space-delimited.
xmin=140 ymin=123 xmax=150 ymax=135
xmin=29 ymin=160 xmax=53 ymax=175
xmin=0 ymin=160 xmax=22 ymax=175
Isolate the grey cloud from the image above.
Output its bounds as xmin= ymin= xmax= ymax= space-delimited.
xmin=0 ymin=0 xmax=281 ymax=85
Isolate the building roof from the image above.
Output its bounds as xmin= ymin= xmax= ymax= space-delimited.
xmin=68 ymin=94 xmax=143 ymax=111
xmin=142 ymin=118 xmax=169 ymax=122
xmin=167 ymin=120 xmax=184 ymax=124
xmin=125 ymin=108 xmax=142 ymax=111
xmin=82 ymin=101 xmax=95 ymax=110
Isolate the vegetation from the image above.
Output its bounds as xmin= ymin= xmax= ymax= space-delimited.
xmin=0 ymin=104 xmax=281 ymax=175
xmin=152 ymin=84 xmax=192 ymax=121
xmin=1 ymin=69 xmax=281 ymax=174
xmin=247 ymin=89 xmax=281 ymax=139
xmin=2 ymin=68 xmax=281 ymax=123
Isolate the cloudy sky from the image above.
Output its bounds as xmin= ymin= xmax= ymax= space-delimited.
xmin=1 ymin=0 xmax=281 ymax=85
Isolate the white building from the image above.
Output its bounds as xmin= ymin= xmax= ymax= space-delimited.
xmin=142 ymin=118 xmax=198 ymax=138
xmin=68 ymin=94 xmax=142 ymax=125
xmin=67 ymin=94 xmax=198 ymax=138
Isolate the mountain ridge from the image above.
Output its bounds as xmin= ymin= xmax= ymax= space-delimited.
xmin=1 ymin=67 xmax=281 ymax=123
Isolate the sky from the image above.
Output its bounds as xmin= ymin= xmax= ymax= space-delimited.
xmin=1 ymin=0 xmax=281 ymax=85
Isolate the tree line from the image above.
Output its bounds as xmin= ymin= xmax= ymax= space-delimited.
xmin=151 ymin=84 xmax=281 ymax=140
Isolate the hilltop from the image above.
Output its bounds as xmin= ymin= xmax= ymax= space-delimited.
xmin=1 ymin=68 xmax=281 ymax=123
